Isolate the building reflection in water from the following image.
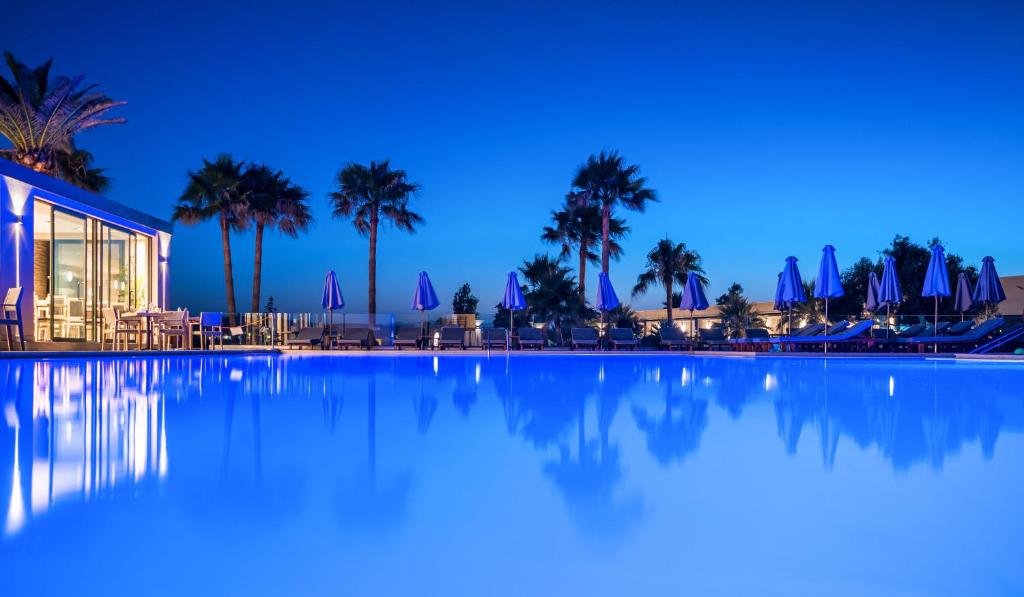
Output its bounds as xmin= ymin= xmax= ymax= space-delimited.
xmin=2 ymin=359 xmax=171 ymax=537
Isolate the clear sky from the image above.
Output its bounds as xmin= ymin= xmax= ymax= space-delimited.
xmin=7 ymin=0 xmax=1024 ymax=316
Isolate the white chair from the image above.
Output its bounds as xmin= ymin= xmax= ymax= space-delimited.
xmin=1 ymin=287 xmax=26 ymax=351
xmin=101 ymin=307 xmax=140 ymax=351
xmin=157 ymin=309 xmax=190 ymax=350
xmin=66 ymin=298 xmax=86 ymax=339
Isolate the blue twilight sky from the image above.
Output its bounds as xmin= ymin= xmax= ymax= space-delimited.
xmin=6 ymin=0 xmax=1024 ymax=316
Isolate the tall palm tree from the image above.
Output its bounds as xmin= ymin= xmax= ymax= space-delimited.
xmin=242 ymin=165 xmax=313 ymax=312
xmin=520 ymin=254 xmax=591 ymax=345
xmin=0 ymin=52 xmax=124 ymax=182
xmin=541 ymin=195 xmax=628 ymax=305
xmin=632 ymin=238 xmax=706 ymax=323
xmin=329 ymin=160 xmax=421 ymax=319
xmin=171 ymin=155 xmax=247 ymax=319
xmin=571 ymin=151 xmax=656 ymax=276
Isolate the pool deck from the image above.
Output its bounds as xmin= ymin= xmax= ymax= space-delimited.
xmin=5 ymin=346 xmax=1018 ymax=360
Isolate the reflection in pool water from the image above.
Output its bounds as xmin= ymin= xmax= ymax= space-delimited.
xmin=1 ymin=354 xmax=1022 ymax=595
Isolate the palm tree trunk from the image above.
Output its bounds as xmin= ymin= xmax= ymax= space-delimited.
xmin=600 ymin=203 xmax=611 ymax=275
xmin=578 ymin=246 xmax=587 ymax=307
xmin=219 ymin=212 xmax=237 ymax=324
xmin=368 ymin=213 xmax=378 ymax=326
xmin=251 ymin=222 xmax=264 ymax=313
xmin=666 ymin=284 xmax=674 ymax=323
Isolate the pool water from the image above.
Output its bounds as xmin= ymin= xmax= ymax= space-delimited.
xmin=1 ymin=354 xmax=1022 ymax=596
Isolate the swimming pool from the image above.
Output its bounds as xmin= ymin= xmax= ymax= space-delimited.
xmin=1 ymin=353 xmax=1022 ymax=595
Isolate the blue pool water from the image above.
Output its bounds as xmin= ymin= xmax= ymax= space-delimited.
xmin=1 ymin=353 xmax=1022 ymax=596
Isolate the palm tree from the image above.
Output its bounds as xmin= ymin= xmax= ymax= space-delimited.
xmin=571 ymin=151 xmax=656 ymax=276
xmin=52 ymin=141 xmax=110 ymax=193
xmin=542 ymin=194 xmax=628 ymax=306
xmin=242 ymin=165 xmax=313 ymax=312
xmin=632 ymin=238 xmax=706 ymax=323
xmin=520 ymin=254 xmax=591 ymax=345
xmin=0 ymin=52 xmax=124 ymax=182
xmin=171 ymin=155 xmax=247 ymax=319
xmin=329 ymin=160 xmax=421 ymax=319
xmin=716 ymin=283 xmax=765 ymax=338
xmin=792 ymin=280 xmax=825 ymax=325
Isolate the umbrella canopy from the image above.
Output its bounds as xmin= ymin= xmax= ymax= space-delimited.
xmin=779 ymin=257 xmax=806 ymax=305
xmin=502 ymin=272 xmax=527 ymax=311
xmin=814 ymin=245 xmax=845 ymax=299
xmin=921 ymin=245 xmax=951 ymax=298
xmin=972 ymin=256 xmax=1006 ymax=306
xmin=680 ymin=273 xmax=709 ymax=312
xmin=878 ymin=255 xmax=902 ymax=306
xmin=321 ymin=271 xmax=345 ymax=311
xmin=866 ymin=272 xmax=881 ymax=311
xmin=595 ymin=272 xmax=620 ymax=312
xmin=411 ymin=271 xmax=440 ymax=311
xmin=773 ymin=272 xmax=787 ymax=311
xmin=953 ymin=272 xmax=974 ymax=314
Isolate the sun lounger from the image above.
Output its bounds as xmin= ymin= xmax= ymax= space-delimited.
xmin=659 ymin=326 xmax=693 ymax=350
xmin=943 ymin=320 xmax=973 ymax=336
xmin=286 ymin=326 xmax=324 ymax=349
xmin=782 ymin=320 xmax=875 ymax=350
xmin=570 ymin=327 xmax=600 ymax=350
xmin=439 ymin=326 xmax=466 ymax=350
xmin=698 ymin=327 xmax=732 ymax=351
xmin=481 ymin=327 xmax=508 ymax=349
xmin=394 ymin=327 xmax=421 ymax=350
xmin=517 ymin=327 xmax=544 ymax=350
xmin=607 ymin=327 xmax=638 ymax=350
xmin=897 ymin=318 xmax=1006 ymax=352
xmin=335 ymin=328 xmax=371 ymax=350
xmin=728 ymin=327 xmax=773 ymax=350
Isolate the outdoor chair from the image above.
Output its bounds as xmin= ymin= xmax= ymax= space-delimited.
xmin=728 ymin=327 xmax=772 ymax=350
xmin=157 ymin=309 xmax=190 ymax=350
xmin=782 ymin=320 xmax=875 ymax=351
xmin=570 ymin=327 xmax=599 ymax=350
xmin=659 ymin=326 xmax=693 ymax=350
xmin=199 ymin=312 xmax=225 ymax=350
xmin=943 ymin=320 xmax=974 ymax=336
xmin=897 ymin=318 xmax=1006 ymax=353
xmin=101 ymin=307 xmax=141 ymax=351
xmin=335 ymin=327 xmax=371 ymax=350
xmin=607 ymin=327 xmax=638 ymax=350
xmin=517 ymin=327 xmax=544 ymax=350
xmin=286 ymin=326 xmax=324 ymax=350
xmin=481 ymin=327 xmax=509 ymax=350
xmin=439 ymin=326 xmax=466 ymax=350
xmin=0 ymin=287 xmax=26 ymax=351
xmin=698 ymin=327 xmax=732 ymax=350
xmin=394 ymin=327 xmax=422 ymax=350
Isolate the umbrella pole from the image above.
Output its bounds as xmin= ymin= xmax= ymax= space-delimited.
xmin=824 ymin=298 xmax=829 ymax=354
xmin=509 ymin=310 xmax=513 ymax=351
xmin=934 ymin=296 xmax=938 ymax=354
xmin=886 ymin=304 xmax=890 ymax=338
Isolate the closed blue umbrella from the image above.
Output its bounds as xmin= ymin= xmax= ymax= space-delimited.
xmin=778 ymin=256 xmax=806 ymax=336
xmin=595 ymin=272 xmax=620 ymax=348
xmin=814 ymin=245 xmax=844 ymax=350
xmin=921 ymin=244 xmax=951 ymax=351
xmin=972 ymin=256 xmax=1006 ymax=319
xmin=866 ymin=272 xmax=881 ymax=312
xmin=322 ymin=270 xmax=345 ymax=330
xmin=681 ymin=273 xmax=709 ymax=340
xmin=953 ymin=272 xmax=973 ymax=321
xmin=878 ymin=256 xmax=902 ymax=337
xmin=773 ymin=272 xmax=787 ymax=312
xmin=595 ymin=272 xmax=620 ymax=312
xmin=412 ymin=271 xmax=440 ymax=339
xmin=502 ymin=272 xmax=527 ymax=346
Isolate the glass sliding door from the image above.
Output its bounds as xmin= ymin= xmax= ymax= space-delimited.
xmin=31 ymin=198 xmax=156 ymax=343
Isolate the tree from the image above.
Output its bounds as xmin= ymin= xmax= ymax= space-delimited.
xmin=52 ymin=141 xmax=110 ymax=193
xmin=452 ymin=283 xmax=479 ymax=314
xmin=242 ymin=164 xmax=313 ymax=312
xmin=716 ymin=283 xmax=765 ymax=338
xmin=571 ymin=151 xmax=656 ymax=276
xmin=329 ymin=160 xmax=421 ymax=320
xmin=632 ymin=238 xmax=706 ymax=323
xmin=542 ymin=195 xmax=628 ymax=306
xmin=608 ymin=304 xmax=642 ymax=335
xmin=663 ymin=291 xmax=682 ymax=310
xmin=0 ymin=52 xmax=124 ymax=184
xmin=832 ymin=257 xmax=881 ymax=319
xmin=519 ymin=254 xmax=593 ymax=345
xmin=881 ymin=235 xmax=977 ymax=317
xmin=264 ymin=296 xmax=277 ymax=313
xmin=171 ymin=154 xmax=247 ymax=319
xmin=791 ymin=280 xmax=825 ymax=325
